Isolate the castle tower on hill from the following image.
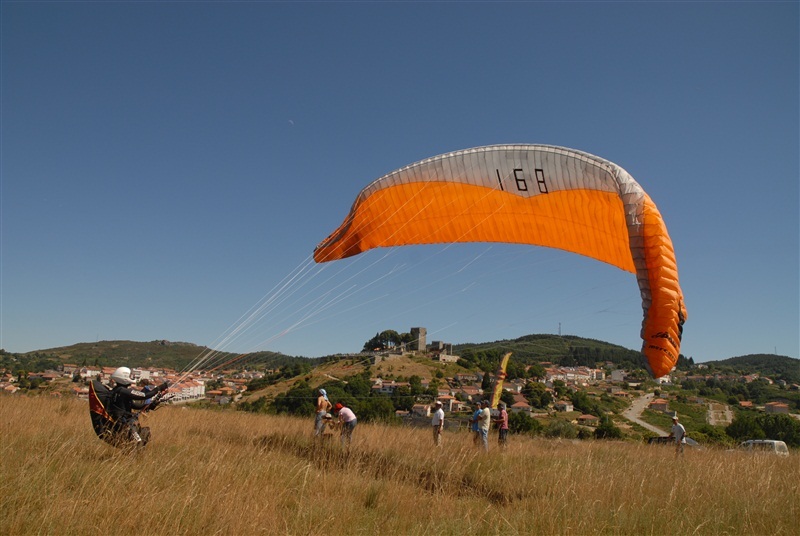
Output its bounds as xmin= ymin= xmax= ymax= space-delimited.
xmin=410 ymin=327 xmax=426 ymax=352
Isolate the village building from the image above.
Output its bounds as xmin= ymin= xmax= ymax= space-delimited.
xmin=609 ymin=369 xmax=626 ymax=383
xmin=764 ymin=402 xmax=789 ymax=414
xmin=79 ymin=367 xmax=101 ymax=380
xmin=577 ymin=414 xmax=600 ymax=426
xmin=435 ymin=394 xmax=456 ymax=410
xmin=458 ymin=386 xmax=482 ymax=401
xmin=454 ymin=373 xmax=481 ymax=384
xmin=411 ymin=404 xmax=430 ymax=418
xmin=649 ymin=398 xmax=669 ymax=412
xmin=510 ymin=400 xmax=532 ymax=414
xmin=554 ymin=400 xmax=573 ymax=412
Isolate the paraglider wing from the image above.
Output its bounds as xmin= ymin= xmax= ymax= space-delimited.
xmin=491 ymin=352 xmax=512 ymax=409
xmin=314 ymin=145 xmax=686 ymax=378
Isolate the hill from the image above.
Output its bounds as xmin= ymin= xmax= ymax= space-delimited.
xmin=4 ymin=336 xmax=797 ymax=383
xmin=708 ymin=354 xmax=800 ymax=383
xmin=243 ymin=352 xmax=472 ymax=402
xmin=455 ymin=333 xmax=647 ymax=369
xmin=4 ymin=340 xmax=308 ymax=373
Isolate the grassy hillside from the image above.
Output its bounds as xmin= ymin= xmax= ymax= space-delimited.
xmin=456 ymin=334 xmax=646 ymax=368
xmin=243 ymin=353 xmax=470 ymax=403
xmin=6 ymin=340 xmax=305 ymax=373
xmin=2 ymin=395 xmax=798 ymax=535
xmin=711 ymin=354 xmax=800 ymax=383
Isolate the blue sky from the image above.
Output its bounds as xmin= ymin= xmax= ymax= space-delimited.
xmin=2 ymin=2 xmax=798 ymax=364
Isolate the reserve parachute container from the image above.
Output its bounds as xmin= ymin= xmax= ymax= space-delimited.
xmin=89 ymin=379 xmax=116 ymax=443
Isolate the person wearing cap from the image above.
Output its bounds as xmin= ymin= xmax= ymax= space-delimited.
xmin=314 ymin=388 xmax=333 ymax=437
xmin=468 ymin=403 xmax=482 ymax=446
xmin=477 ymin=400 xmax=491 ymax=452
xmin=334 ymin=402 xmax=357 ymax=448
xmin=493 ymin=402 xmax=509 ymax=448
xmin=668 ymin=415 xmax=686 ymax=456
xmin=431 ymin=400 xmax=445 ymax=447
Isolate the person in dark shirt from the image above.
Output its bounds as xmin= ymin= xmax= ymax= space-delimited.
xmin=109 ymin=367 xmax=169 ymax=444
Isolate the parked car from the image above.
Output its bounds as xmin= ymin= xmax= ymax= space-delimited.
xmin=737 ymin=439 xmax=789 ymax=456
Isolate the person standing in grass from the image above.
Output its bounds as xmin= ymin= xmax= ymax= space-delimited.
xmin=477 ymin=400 xmax=491 ymax=452
xmin=668 ymin=415 xmax=686 ymax=456
xmin=335 ymin=402 xmax=357 ymax=448
xmin=431 ymin=400 xmax=445 ymax=447
xmin=469 ymin=403 xmax=482 ymax=446
xmin=493 ymin=402 xmax=509 ymax=448
xmin=314 ymin=388 xmax=333 ymax=437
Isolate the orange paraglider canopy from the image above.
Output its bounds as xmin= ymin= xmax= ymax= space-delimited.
xmin=315 ymin=145 xmax=686 ymax=378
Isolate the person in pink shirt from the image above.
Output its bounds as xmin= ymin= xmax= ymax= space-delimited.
xmin=334 ymin=402 xmax=357 ymax=448
xmin=493 ymin=402 xmax=509 ymax=448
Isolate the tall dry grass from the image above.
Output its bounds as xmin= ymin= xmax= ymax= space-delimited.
xmin=1 ymin=395 xmax=798 ymax=535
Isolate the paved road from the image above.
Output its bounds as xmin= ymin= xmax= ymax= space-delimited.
xmin=622 ymin=392 xmax=668 ymax=436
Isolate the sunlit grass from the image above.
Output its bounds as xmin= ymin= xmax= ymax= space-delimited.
xmin=1 ymin=395 xmax=798 ymax=535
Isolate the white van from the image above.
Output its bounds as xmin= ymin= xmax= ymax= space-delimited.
xmin=738 ymin=439 xmax=789 ymax=456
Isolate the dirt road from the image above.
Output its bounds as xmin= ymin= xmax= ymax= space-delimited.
xmin=708 ymin=402 xmax=732 ymax=426
xmin=622 ymin=392 xmax=668 ymax=436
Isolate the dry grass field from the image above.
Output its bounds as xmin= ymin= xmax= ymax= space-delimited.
xmin=1 ymin=395 xmax=798 ymax=535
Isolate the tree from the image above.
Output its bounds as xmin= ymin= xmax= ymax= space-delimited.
xmin=552 ymin=380 xmax=567 ymax=399
xmin=570 ymin=390 xmax=602 ymax=417
xmin=16 ymin=370 xmax=30 ymax=389
xmin=363 ymin=332 xmax=383 ymax=352
xmin=500 ymin=390 xmax=516 ymax=408
xmin=692 ymin=424 xmax=732 ymax=446
xmin=358 ymin=397 xmax=397 ymax=424
xmin=758 ymin=414 xmax=800 ymax=447
xmin=594 ymin=417 xmax=623 ymax=439
xmin=344 ymin=374 xmax=371 ymax=399
xmin=391 ymin=386 xmax=415 ymax=411
xmin=362 ymin=330 xmax=406 ymax=352
xmin=425 ymin=379 xmax=440 ymax=398
xmin=522 ymin=381 xmax=552 ymax=409
xmin=545 ymin=419 xmax=578 ymax=439
xmin=527 ymin=364 xmax=546 ymax=381
xmin=271 ymin=382 xmax=316 ymax=416
xmin=409 ymin=375 xmax=424 ymax=396
xmin=505 ymin=360 xmax=526 ymax=380
xmin=480 ymin=371 xmax=492 ymax=391
xmin=726 ymin=413 xmax=765 ymax=441
xmin=509 ymin=412 xmax=542 ymax=435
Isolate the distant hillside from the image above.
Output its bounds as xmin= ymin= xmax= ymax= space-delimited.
xmin=455 ymin=334 xmax=646 ymax=369
xmin=8 ymin=340 xmax=305 ymax=373
xmin=708 ymin=354 xmax=800 ymax=383
xmin=5 ymin=337 xmax=797 ymax=383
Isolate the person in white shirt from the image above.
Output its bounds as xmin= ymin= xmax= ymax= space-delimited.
xmin=431 ymin=401 xmax=445 ymax=447
xmin=668 ymin=415 xmax=686 ymax=456
xmin=477 ymin=400 xmax=491 ymax=452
